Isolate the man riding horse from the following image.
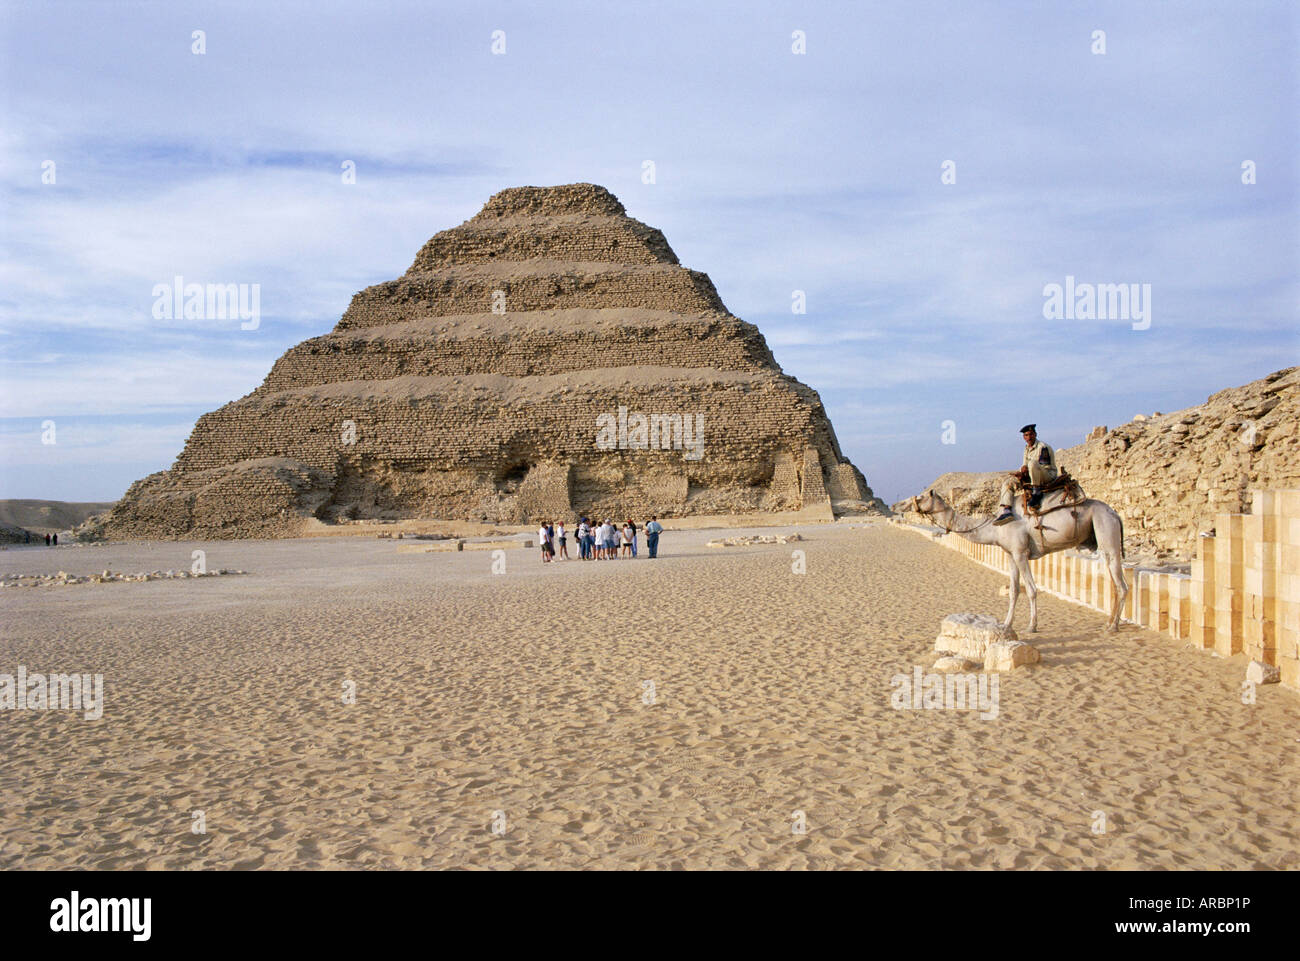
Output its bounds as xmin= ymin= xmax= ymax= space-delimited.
xmin=994 ymin=423 xmax=1057 ymax=525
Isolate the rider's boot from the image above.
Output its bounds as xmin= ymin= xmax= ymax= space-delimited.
xmin=1028 ymin=486 xmax=1043 ymax=510
xmin=993 ymin=507 xmax=1015 ymax=525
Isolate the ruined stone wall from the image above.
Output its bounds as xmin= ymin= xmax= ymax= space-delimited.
xmin=103 ymin=460 xmax=334 ymax=540
xmin=1060 ymin=368 xmax=1298 ymax=558
xmin=828 ymin=462 xmax=872 ymax=504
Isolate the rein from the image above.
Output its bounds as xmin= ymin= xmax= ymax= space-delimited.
xmin=907 ymin=496 xmax=993 ymax=535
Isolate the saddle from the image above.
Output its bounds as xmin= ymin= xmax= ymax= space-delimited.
xmin=1019 ymin=469 xmax=1085 ymax=517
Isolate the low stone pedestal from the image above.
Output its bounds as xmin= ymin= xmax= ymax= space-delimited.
xmin=934 ymin=612 xmax=1039 ymax=672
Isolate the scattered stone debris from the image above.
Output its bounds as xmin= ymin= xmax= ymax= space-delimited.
xmin=1 ymin=568 xmax=248 ymax=587
xmin=706 ymin=533 xmax=805 ymax=548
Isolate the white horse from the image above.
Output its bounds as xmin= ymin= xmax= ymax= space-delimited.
xmin=906 ymin=486 xmax=1128 ymax=632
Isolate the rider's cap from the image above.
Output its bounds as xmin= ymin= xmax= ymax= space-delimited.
xmin=1019 ymin=423 xmax=1036 ymax=434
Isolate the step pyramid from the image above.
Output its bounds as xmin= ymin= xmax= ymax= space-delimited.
xmin=102 ymin=183 xmax=883 ymax=538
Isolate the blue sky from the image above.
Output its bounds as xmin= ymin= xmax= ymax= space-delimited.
xmin=2 ymin=0 xmax=1296 ymax=504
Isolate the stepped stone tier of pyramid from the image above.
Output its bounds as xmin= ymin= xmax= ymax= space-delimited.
xmin=102 ymin=183 xmax=883 ymax=539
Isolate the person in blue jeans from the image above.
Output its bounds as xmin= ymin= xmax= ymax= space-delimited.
xmin=644 ymin=517 xmax=663 ymax=558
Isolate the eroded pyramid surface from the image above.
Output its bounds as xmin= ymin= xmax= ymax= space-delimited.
xmin=103 ymin=183 xmax=882 ymax=538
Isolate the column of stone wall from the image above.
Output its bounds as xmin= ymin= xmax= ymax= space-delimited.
xmin=1213 ymin=513 xmax=1245 ymax=657
xmin=1273 ymin=491 xmax=1300 ymax=688
xmin=1168 ymin=574 xmax=1190 ymax=640
xmin=1153 ymin=573 xmax=1171 ymax=634
xmin=1189 ymin=533 xmax=1216 ymax=649
xmin=1242 ymin=490 xmax=1278 ymax=667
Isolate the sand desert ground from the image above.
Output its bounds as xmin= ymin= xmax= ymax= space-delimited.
xmin=2 ymin=520 xmax=1296 ymax=870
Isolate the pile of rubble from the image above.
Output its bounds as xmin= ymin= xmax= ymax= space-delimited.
xmin=706 ymin=533 xmax=805 ymax=547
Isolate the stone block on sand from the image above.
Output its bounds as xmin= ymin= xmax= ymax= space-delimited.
xmin=934 ymin=612 xmax=1018 ymax=661
xmin=984 ymin=640 xmax=1042 ymax=672
xmin=1245 ymin=660 xmax=1280 ymax=685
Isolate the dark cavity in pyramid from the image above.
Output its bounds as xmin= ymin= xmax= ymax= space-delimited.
xmin=102 ymin=183 xmax=883 ymax=538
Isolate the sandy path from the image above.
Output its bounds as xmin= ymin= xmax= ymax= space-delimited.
xmin=1 ymin=521 xmax=1296 ymax=870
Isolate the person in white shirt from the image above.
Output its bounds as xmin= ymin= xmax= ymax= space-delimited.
xmin=556 ymin=521 xmax=568 ymax=560
xmin=538 ymin=523 xmax=551 ymax=562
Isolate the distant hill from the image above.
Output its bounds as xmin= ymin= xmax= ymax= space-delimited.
xmin=0 ymin=499 xmax=117 ymax=542
xmin=895 ymin=367 xmax=1299 ymax=562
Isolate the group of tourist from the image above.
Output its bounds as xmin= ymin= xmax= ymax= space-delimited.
xmin=537 ymin=517 xmax=664 ymax=562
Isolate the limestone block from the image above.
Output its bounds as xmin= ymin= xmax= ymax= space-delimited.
xmin=461 ymin=539 xmax=530 ymax=551
xmin=1245 ymin=660 xmax=1281 ymax=684
xmin=984 ymin=640 xmax=1042 ymax=672
xmin=934 ymin=613 xmax=1018 ymax=661
xmin=397 ymin=540 xmax=463 ymax=553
